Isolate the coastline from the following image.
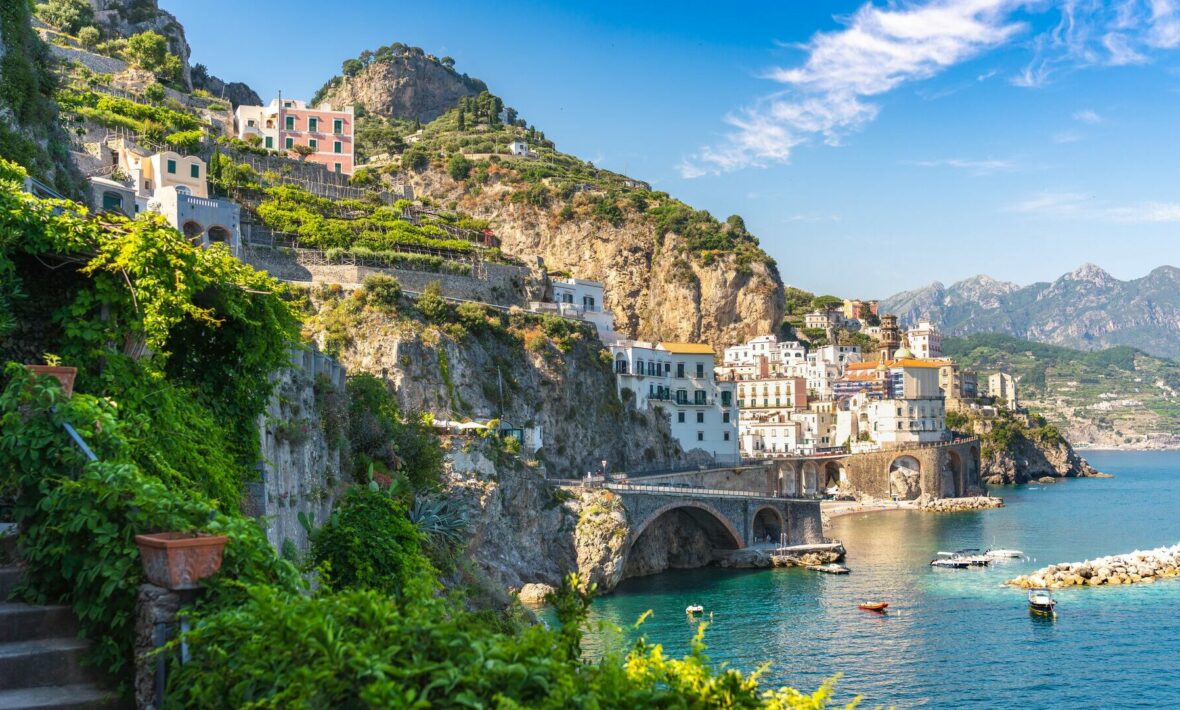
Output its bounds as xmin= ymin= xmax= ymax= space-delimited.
xmin=822 ymin=499 xmax=917 ymax=521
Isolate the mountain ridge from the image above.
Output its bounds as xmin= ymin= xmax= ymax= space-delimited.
xmin=882 ymin=264 xmax=1180 ymax=358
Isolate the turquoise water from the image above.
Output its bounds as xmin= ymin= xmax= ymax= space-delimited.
xmin=581 ymin=451 xmax=1180 ymax=708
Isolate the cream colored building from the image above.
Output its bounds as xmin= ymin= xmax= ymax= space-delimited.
xmin=906 ymin=319 xmax=943 ymax=359
xmin=988 ymin=372 xmax=1018 ymax=407
xmin=134 ymin=151 xmax=208 ymax=198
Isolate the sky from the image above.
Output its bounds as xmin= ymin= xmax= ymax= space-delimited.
xmin=164 ymin=0 xmax=1180 ymax=298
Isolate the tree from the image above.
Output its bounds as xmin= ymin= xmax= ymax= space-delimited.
xmin=440 ymin=56 xmax=455 ymax=69
xmin=456 ymin=109 xmax=465 ymax=131
xmin=243 ymin=133 xmax=263 ymax=148
xmin=35 ymin=0 xmax=92 ymax=34
xmin=446 ymin=154 xmax=471 ymax=181
xmin=342 ymin=58 xmax=364 ymax=77
xmin=505 ymin=107 xmax=518 ymax=125
xmin=125 ymin=31 xmax=182 ymax=83
xmin=77 ymin=26 xmax=100 ymax=49
xmin=290 ymin=143 xmax=316 ymax=161
xmin=358 ymin=50 xmax=373 ymax=66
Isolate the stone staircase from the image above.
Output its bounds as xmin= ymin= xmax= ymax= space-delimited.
xmin=0 ymin=564 xmax=126 ymax=710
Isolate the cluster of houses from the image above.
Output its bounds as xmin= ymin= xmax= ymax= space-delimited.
xmin=537 ymin=280 xmax=1019 ymax=465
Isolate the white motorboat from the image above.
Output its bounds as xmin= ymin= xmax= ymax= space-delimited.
xmin=685 ymin=604 xmax=704 ymax=615
xmin=986 ymin=548 xmax=1025 ymax=559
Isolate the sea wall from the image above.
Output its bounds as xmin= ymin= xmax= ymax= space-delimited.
xmin=1007 ymin=544 xmax=1180 ymax=589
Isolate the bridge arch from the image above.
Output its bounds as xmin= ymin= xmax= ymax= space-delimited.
xmin=823 ymin=460 xmax=846 ymax=491
xmin=888 ymin=455 xmax=922 ymax=500
xmin=945 ymin=450 xmax=964 ymax=497
xmin=777 ymin=462 xmax=797 ymax=497
xmin=801 ymin=461 xmax=819 ymax=496
xmin=629 ymin=500 xmax=744 ymax=551
xmin=752 ymin=505 xmax=784 ymax=545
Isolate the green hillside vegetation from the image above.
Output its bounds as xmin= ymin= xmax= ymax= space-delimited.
xmin=0 ymin=157 xmax=844 ymax=707
xmin=56 ymin=86 xmax=207 ymax=150
xmin=943 ymin=333 xmax=1180 ymax=437
xmin=312 ymin=41 xmax=488 ymax=108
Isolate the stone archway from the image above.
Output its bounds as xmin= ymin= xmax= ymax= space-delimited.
xmin=752 ymin=506 xmax=784 ymax=545
xmin=623 ymin=501 xmax=744 ymax=580
xmin=207 ymin=225 xmax=232 ymax=244
xmin=778 ymin=462 xmax=797 ymax=497
xmin=888 ymin=455 xmax=922 ymax=500
xmin=802 ymin=461 xmax=819 ymax=496
xmin=822 ymin=460 xmax=845 ymax=491
xmin=182 ymin=220 xmax=204 ymax=241
xmin=946 ymin=450 xmax=964 ymax=497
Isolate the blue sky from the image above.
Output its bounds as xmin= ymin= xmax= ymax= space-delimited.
xmin=165 ymin=0 xmax=1180 ymax=298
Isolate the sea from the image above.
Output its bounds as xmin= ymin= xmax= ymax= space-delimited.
xmin=578 ymin=451 xmax=1180 ymax=708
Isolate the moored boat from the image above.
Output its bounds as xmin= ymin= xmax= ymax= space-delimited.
xmin=931 ymin=551 xmax=990 ymax=568
xmin=808 ymin=563 xmax=851 ymax=575
xmin=986 ymin=548 xmax=1025 ymax=559
xmin=1028 ymin=588 xmax=1056 ymax=615
xmin=858 ymin=602 xmax=888 ymax=612
xmin=685 ymin=604 xmax=704 ymax=615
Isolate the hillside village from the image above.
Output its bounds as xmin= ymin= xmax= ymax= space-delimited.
xmin=0 ymin=1 xmax=1114 ymax=707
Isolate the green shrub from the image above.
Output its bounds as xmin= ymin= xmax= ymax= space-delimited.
xmin=360 ymin=273 xmax=401 ymax=310
xmin=446 ymin=153 xmax=472 ymax=181
xmin=416 ymin=280 xmax=448 ymax=323
xmin=77 ymin=25 xmax=100 ymax=48
xmin=34 ymin=0 xmax=92 ymax=33
xmin=311 ymin=487 xmax=435 ymax=597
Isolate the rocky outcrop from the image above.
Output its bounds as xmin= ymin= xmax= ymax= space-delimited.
xmin=1007 ymin=544 xmax=1180 ymax=589
xmin=981 ymin=429 xmax=1105 ymax=485
xmin=572 ymin=489 xmax=628 ymax=592
xmin=191 ymin=70 xmax=260 ymax=108
xmin=406 ymin=170 xmax=784 ymax=350
xmin=715 ymin=546 xmax=845 ymax=569
xmin=621 ymin=508 xmax=715 ymax=579
xmin=88 ymin=0 xmax=193 ymax=88
xmin=316 ymin=55 xmax=486 ymax=121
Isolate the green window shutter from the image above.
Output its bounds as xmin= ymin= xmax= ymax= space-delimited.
xmin=285 ymin=137 xmax=293 ymax=149
xmin=308 ymin=139 xmax=317 ymax=150
xmin=309 ymin=117 xmax=318 ymax=132
xmin=166 ymin=159 xmax=176 ymax=174
xmin=334 ymin=119 xmax=343 ymax=133
xmin=333 ymin=141 xmax=342 ymax=153
xmin=190 ymin=164 xmax=200 ymax=178
xmin=264 ymin=136 xmax=273 ymax=148
xmin=334 ymin=163 xmax=342 ymax=173
xmin=285 ymin=116 xmax=295 ymax=130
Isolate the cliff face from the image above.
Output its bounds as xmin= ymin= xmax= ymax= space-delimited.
xmin=406 ymin=170 xmax=785 ymax=350
xmin=317 ymin=56 xmax=486 ymax=121
xmin=979 ymin=425 xmax=1103 ymax=485
xmin=88 ymin=0 xmax=193 ymax=88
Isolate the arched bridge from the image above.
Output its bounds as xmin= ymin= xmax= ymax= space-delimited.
xmin=605 ymin=484 xmax=825 ymax=550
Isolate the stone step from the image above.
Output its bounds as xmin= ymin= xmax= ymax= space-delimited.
xmin=0 ymin=638 xmax=99 ymax=691
xmin=0 ymin=684 xmax=126 ymax=710
xmin=0 ymin=604 xmax=78 ymax=644
xmin=0 ymin=567 xmax=21 ymax=602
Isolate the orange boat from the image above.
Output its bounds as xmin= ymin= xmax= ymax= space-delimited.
xmin=858 ymin=602 xmax=888 ymax=612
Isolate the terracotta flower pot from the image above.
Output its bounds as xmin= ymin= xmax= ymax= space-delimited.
xmin=25 ymin=365 xmax=78 ymax=398
xmin=134 ymin=532 xmax=228 ymax=591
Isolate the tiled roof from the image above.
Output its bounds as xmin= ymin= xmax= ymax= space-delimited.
xmin=660 ymin=342 xmax=715 ymax=355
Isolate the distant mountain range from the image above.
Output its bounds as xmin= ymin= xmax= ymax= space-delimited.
xmin=881 ymin=264 xmax=1180 ymax=359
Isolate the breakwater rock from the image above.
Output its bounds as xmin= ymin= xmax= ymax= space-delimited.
xmin=714 ymin=545 xmax=845 ymax=570
xmin=919 ymin=495 xmax=1004 ymax=513
xmin=1007 ymin=544 xmax=1180 ymax=589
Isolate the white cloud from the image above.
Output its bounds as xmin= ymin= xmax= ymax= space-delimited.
xmin=1009 ymin=191 xmax=1180 ymax=222
xmin=1072 ymin=108 xmax=1102 ymax=123
xmin=679 ymin=0 xmax=1026 ymax=176
xmin=907 ymin=157 xmax=1019 ymax=173
xmin=1052 ymin=129 xmax=1084 ymax=143
xmin=681 ymin=0 xmax=1180 ymax=176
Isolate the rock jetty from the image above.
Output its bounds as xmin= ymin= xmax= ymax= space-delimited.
xmin=1007 ymin=543 xmax=1180 ymax=589
xmin=714 ymin=545 xmax=845 ymax=570
xmin=919 ymin=495 xmax=1004 ymax=513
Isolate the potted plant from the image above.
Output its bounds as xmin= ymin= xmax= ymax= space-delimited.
xmin=134 ymin=532 xmax=229 ymax=591
xmin=26 ymin=354 xmax=78 ymax=398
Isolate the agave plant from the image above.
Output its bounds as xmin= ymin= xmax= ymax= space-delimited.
xmin=408 ymin=497 xmax=467 ymax=551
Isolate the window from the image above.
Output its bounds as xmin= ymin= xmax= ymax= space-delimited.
xmin=636 ymin=359 xmax=644 ymax=376
xmin=696 ymin=412 xmax=704 ymax=424
xmin=101 ymin=191 xmax=123 ymax=212
xmin=677 ymin=412 xmax=685 ymax=423
xmin=285 ymin=116 xmax=295 ymax=130
xmin=615 ymin=358 xmax=627 ymax=374
xmin=676 ymin=390 xmax=688 ymax=404
xmin=308 ymin=117 xmax=318 ymax=132
xmin=264 ymin=136 xmax=273 ymax=149
xmin=166 ymin=159 xmax=176 ymax=174
xmin=247 ymin=119 xmax=256 ymax=128
xmin=334 ymin=163 xmax=342 ymax=173
xmin=334 ymin=140 xmax=342 ymax=153
xmin=694 ymin=390 xmax=706 ymax=405
xmin=334 ymin=118 xmax=343 ymax=133
xmin=583 ymin=296 xmax=595 ymax=311
xmin=676 ymin=363 xmax=685 ymax=378
xmin=190 ymin=164 xmax=200 ymax=179
xmin=723 ymin=412 xmax=730 ymax=423
xmin=696 ymin=363 xmax=704 ymax=378
xmin=308 ymin=139 xmax=318 ymax=150
xmin=697 ymin=432 xmax=704 ymax=441
xmin=285 ymin=137 xmax=294 ymax=149
xmin=721 ymin=391 xmax=731 ymax=407
xmin=664 ymin=363 xmax=671 ymax=375
xmin=724 ymin=432 xmax=730 ymax=441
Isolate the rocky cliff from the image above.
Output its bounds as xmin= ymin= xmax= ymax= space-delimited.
xmin=405 ymin=169 xmax=785 ymax=350
xmin=87 ymin=0 xmax=193 ymax=88
xmin=315 ymin=53 xmax=486 ymax=121
xmin=973 ymin=413 xmax=1106 ymax=485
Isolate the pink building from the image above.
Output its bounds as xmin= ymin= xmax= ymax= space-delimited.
xmin=236 ymin=98 xmax=355 ymax=175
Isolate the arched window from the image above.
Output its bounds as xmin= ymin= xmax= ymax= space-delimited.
xmin=614 ymin=357 xmax=627 ymax=374
xmin=182 ymin=221 xmax=204 ymax=240
xmin=207 ymin=225 xmax=231 ymax=243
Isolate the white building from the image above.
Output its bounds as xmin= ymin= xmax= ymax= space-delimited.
xmin=611 ymin=341 xmax=739 ymax=462
xmin=507 ymin=140 xmax=536 ymax=158
xmin=532 ymin=276 xmax=616 ymax=340
xmin=148 ymin=186 xmax=241 ymax=255
xmin=907 ymin=319 xmax=943 ymax=359
xmin=865 ymin=359 xmax=948 ymax=445
xmin=722 ymin=335 xmax=807 ymax=371
xmin=988 ymin=372 xmax=1018 ymax=407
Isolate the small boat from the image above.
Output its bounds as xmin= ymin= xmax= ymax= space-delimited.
xmin=1028 ymin=588 xmax=1056 ymax=615
xmin=986 ymin=548 xmax=1025 ymax=559
xmin=931 ymin=557 xmax=973 ymax=568
xmin=931 ymin=551 xmax=989 ymax=568
xmin=858 ymin=602 xmax=888 ymax=612
xmin=685 ymin=604 xmax=704 ymax=615
xmin=808 ymin=563 xmax=851 ymax=575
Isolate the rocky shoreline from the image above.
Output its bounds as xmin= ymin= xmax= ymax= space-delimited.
xmin=714 ymin=545 xmax=845 ymax=570
xmin=1007 ymin=543 xmax=1180 ymax=589
xmin=919 ymin=495 xmax=1004 ymax=513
